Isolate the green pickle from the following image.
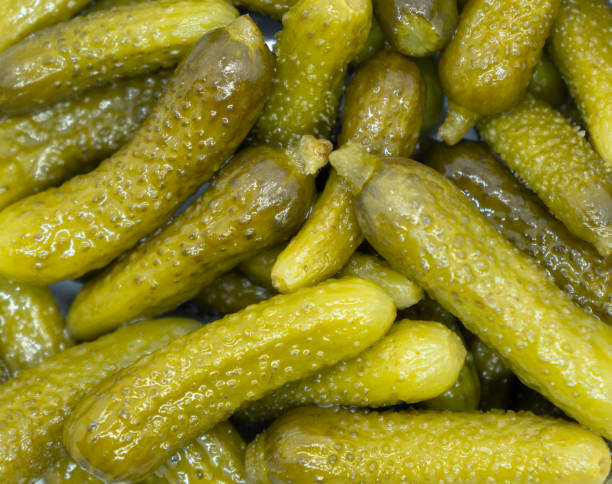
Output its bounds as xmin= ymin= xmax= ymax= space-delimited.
xmin=438 ymin=0 xmax=560 ymax=144
xmin=472 ymin=337 xmax=515 ymax=410
xmin=478 ymin=94 xmax=612 ymax=257
xmin=67 ymin=136 xmax=329 ymax=339
xmin=427 ymin=141 xmax=612 ymax=324
xmin=0 ymin=16 xmax=273 ymax=285
xmin=0 ymin=318 xmax=200 ymax=484
xmin=528 ymin=53 xmax=567 ymax=108
xmin=374 ymin=0 xmax=458 ymax=56
xmin=64 ymin=278 xmax=396 ymax=482
xmin=415 ymin=56 xmax=444 ymax=133
xmin=232 ymin=0 xmax=298 ymax=18
xmin=85 ymin=0 xmax=159 ymax=12
xmin=0 ymin=71 xmax=171 ymax=211
xmin=238 ymin=245 xmax=285 ymax=291
xmin=0 ymin=0 xmax=239 ymax=114
xmin=329 ymin=144 xmax=612 ymax=439
xmin=350 ymin=17 xmax=386 ymax=67
xmin=245 ymin=406 xmax=611 ymax=484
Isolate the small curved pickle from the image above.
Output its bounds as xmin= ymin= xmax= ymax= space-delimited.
xmin=238 ymin=245 xmax=285 ymax=291
xmin=527 ymin=53 xmax=567 ymax=108
xmin=246 ymin=406 xmax=611 ymax=484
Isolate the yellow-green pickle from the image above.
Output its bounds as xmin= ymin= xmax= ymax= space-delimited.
xmin=238 ymin=245 xmax=285 ymax=291
xmin=478 ymin=94 xmax=612 ymax=257
xmin=528 ymin=53 xmax=568 ymax=108
xmin=350 ymin=18 xmax=386 ymax=67
xmin=0 ymin=71 xmax=171 ymax=211
xmin=245 ymin=406 xmax=611 ymax=483
xmin=0 ymin=0 xmax=239 ymax=114
xmin=330 ymin=145 xmax=612 ymax=439
xmin=0 ymin=318 xmax=200 ymax=484
xmin=415 ymin=56 xmax=444 ymax=133
xmin=232 ymin=0 xmax=298 ymax=18
xmin=0 ymin=16 xmax=273 ymax=285
xmin=67 ymin=136 xmax=330 ymax=339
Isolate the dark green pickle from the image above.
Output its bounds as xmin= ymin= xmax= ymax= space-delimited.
xmin=471 ymin=337 xmax=515 ymax=410
xmin=350 ymin=17 xmax=387 ymax=68
xmin=528 ymin=53 xmax=567 ymax=108
xmin=415 ymin=56 xmax=444 ymax=133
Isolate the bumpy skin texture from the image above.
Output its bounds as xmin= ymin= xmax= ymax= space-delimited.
xmin=427 ymin=141 xmax=612 ymax=324
xmin=330 ymin=149 xmax=612 ymax=439
xmin=0 ymin=71 xmax=171 ymax=211
xmin=246 ymin=406 xmax=611 ymax=484
xmin=478 ymin=95 xmax=612 ymax=257
xmin=472 ymin=338 xmax=515 ymax=411
xmin=196 ymin=271 xmax=274 ymax=314
xmin=0 ymin=17 xmax=273 ymax=285
xmin=67 ymin=141 xmax=321 ymax=339
xmin=550 ymin=0 xmax=612 ymax=170
xmin=528 ymin=54 xmax=567 ymax=108
xmin=64 ymin=278 xmax=396 ymax=482
xmin=0 ymin=1 xmax=239 ymax=114
xmin=236 ymin=319 xmax=465 ymax=422
xmin=0 ymin=276 xmax=71 ymax=376
xmin=374 ymin=0 xmax=457 ymax=57
xmin=415 ymin=56 xmax=444 ymax=132
xmin=252 ymin=0 xmax=372 ymax=147
xmin=0 ymin=318 xmax=200 ymax=484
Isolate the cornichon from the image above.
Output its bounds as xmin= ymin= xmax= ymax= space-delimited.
xmin=236 ymin=319 xmax=465 ymax=423
xmin=477 ymin=94 xmax=612 ymax=258
xmin=374 ymin=0 xmax=458 ymax=57
xmin=550 ymin=0 xmax=612 ymax=170
xmin=64 ymin=278 xmax=396 ymax=482
xmin=330 ymin=144 xmax=612 ymax=439
xmin=251 ymin=0 xmax=372 ymax=147
xmin=0 ymin=71 xmax=171 ymax=211
xmin=350 ymin=17 xmax=386 ymax=67
xmin=85 ymin=0 xmax=158 ymax=12
xmin=415 ymin=56 xmax=444 ymax=133
xmin=0 ymin=0 xmax=239 ymax=114
xmin=67 ymin=136 xmax=329 ymax=339
xmin=427 ymin=141 xmax=612 ymax=324
xmin=0 ymin=318 xmax=200 ymax=484
xmin=471 ymin=337 xmax=515 ymax=411
xmin=238 ymin=245 xmax=285 ymax=291
xmin=246 ymin=406 xmax=611 ymax=484
xmin=232 ymin=0 xmax=297 ymax=18
xmin=527 ymin=53 xmax=567 ymax=108
xmin=437 ymin=0 xmax=560 ymax=144
xmin=0 ymin=16 xmax=273 ymax=285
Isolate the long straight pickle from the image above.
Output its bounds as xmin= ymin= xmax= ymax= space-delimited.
xmin=330 ymin=144 xmax=612 ymax=439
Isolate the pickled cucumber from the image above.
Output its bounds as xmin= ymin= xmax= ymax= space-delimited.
xmin=85 ymin=0 xmax=158 ymax=12
xmin=415 ymin=56 xmax=444 ymax=133
xmin=472 ymin=337 xmax=515 ymax=410
xmin=528 ymin=53 xmax=567 ymax=108
xmin=0 ymin=0 xmax=239 ymax=114
xmin=427 ymin=141 xmax=612 ymax=324
xmin=246 ymin=406 xmax=611 ymax=483
xmin=0 ymin=71 xmax=171 ymax=211
xmin=238 ymin=245 xmax=285 ymax=291
xmin=478 ymin=94 xmax=612 ymax=257
xmin=0 ymin=16 xmax=273 ymax=285
xmin=195 ymin=271 xmax=274 ymax=314
xmin=67 ymin=136 xmax=328 ymax=339
xmin=0 ymin=318 xmax=200 ymax=484
xmin=350 ymin=17 xmax=386 ymax=67
xmin=330 ymin=144 xmax=612 ymax=439
xmin=64 ymin=278 xmax=396 ymax=482
xmin=232 ymin=0 xmax=297 ymax=18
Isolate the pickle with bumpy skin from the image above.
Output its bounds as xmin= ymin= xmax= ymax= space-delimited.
xmin=0 ymin=16 xmax=273 ymax=285
xmin=251 ymin=0 xmax=372 ymax=147
xmin=238 ymin=245 xmax=285 ymax=291
xmin=528 ymin=53 xmax=567 ymax=108
xmin=426 ymin=141 xmax=612 ymax=324
xmin=0 ymin=318 xmax=200 ymax=484
xmin=438 ymin=0 xmax=560 ymax=145
xmin=374 ymin=0 xmax=458 ymax=57
xmin=471 ymin=337 xmax=515 ymax=410
xmin=350 ymin=17 xmax=386 ymax=67
xmin=246 ymin=406 xmax=611 ymax=484
xmin=195 ymin=271 xmax=274 ymax=314
xmin=330 ymin=144 xmax=612 ymax=439
xmin=64 ymin=278 xmax=396 ymax=482
xmin=415 ymin=56 xmax=444 ymax=133
xmin=550 ymin=0 xmax=612 ymax=170
xmin=0 ymin=71 xmax=171 ymax=211
xmin=67 ymin=136 xmax=329 ymax=339
xmin=0 ymin=0 xmax=239 ymax=114
xmin=478 ymin=95 xmax=612 ymax=257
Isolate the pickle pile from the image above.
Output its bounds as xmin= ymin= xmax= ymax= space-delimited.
xmin=0 ymin=0 xmax=610 ymax=483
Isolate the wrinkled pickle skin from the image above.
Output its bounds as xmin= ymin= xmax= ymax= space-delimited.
xmin=0 ymin=0 xmax=239 ymax=114
xmin=0 ymin=71 xmax=171 ymax=212
xmin=0 ymin=16 xmax=273 ymax=285
xmin=478 ymin=95 xmax=612 ymax=258
xmin=0 ymin=318 xmax=201 ymax=484
xmin=527 ymin=53 xmax=567 ymax=108
xmin=427 ymin=141 xmax=612 ymax=325
xmin=245 ymin=406 xmax=611 ymax=484
xmin=550 ymin=0 xmax=612 ymax=170
xmin=64 ymin=278 xmax=396 ymax=482
xmin=196 ymin=271 xmax=274 ymax=315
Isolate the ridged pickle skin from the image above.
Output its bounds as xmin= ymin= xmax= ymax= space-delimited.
xmin=0 ymin=0 xmax=239 ymax=114
xmin=472 ymin=337 xmax=515 ymax=410
xmin=549 ymin=0 xmax=612 ymax=170
xmin=0 ymin=275 xmax=71 ymax=376
xmin=245 ymin=406 xmax=611 ymax=484
xmin=426 ymin=141 xmax=612 ymax=324
xmin=528 ymin=53 xmax=568 ymax=108
xmin=67 ymin=139 xmax=326 ymax=339
xmin=0 ymin=16 xmax=273 ymax=285
xmin=0 ymin=71 xmax=171 ymax=211
xmin=477 ymin=95 xmax=612 ymax=257
xmin=236 ymin=319 xmax=465 ymax=423
xmin=252 ymin=0 xmax=372 ymax=147
xmin=238 ymin=245 xmax=285 ymax=291
xmin=0 ymin=318 xmax=201 ymax=484
xmin=64 ymin=278 xmax=396 ymax=482
xmin=330 ymin=147 xmax=612 ymax=438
